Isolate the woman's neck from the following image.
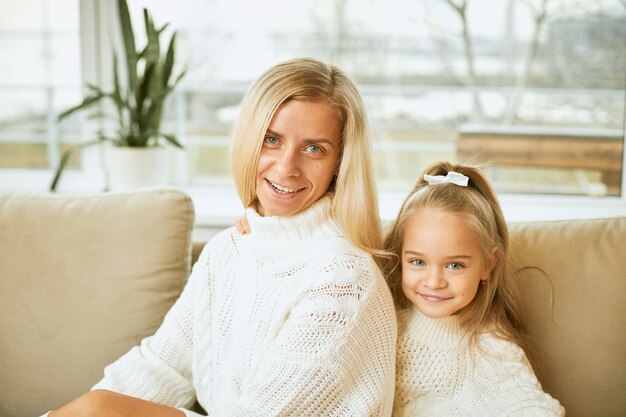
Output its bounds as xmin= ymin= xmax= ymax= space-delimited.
xmin=242 ymin=195 xmax=342 ymax=258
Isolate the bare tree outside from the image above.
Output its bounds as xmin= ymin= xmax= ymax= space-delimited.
xmin=441 ymin=0 xmax=486 ymax=121
xmin=504 ymin=0 xmax=550 ymax=123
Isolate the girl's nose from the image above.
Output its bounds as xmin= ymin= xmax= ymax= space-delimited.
xmin=423 ymin=267 xmax=446 ymax=289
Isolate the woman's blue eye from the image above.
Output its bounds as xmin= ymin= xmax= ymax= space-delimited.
xmin=306 ymin=144 xmax=321 ymax=153
xmin=265 ymin=136 xmax=278 ymax=144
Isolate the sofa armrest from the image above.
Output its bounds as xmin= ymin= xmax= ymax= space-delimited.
xmin=510 ymin=216 xmax=626 ymax=417
xmin=0 ymin=188 xmax=195 ymax=417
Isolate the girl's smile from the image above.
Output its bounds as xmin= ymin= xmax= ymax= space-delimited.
xmin=418 ymin=293 xmax=452 ymax=303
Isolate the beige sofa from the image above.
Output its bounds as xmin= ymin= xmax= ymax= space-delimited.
xmin=0 ymin=188 xmax=624 ymax=417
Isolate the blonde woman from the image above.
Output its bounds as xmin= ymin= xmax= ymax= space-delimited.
xmin=44 ymin=57 xmax=397 ymax=417
xmin=382 ymin=161 xmax=564 ymax=416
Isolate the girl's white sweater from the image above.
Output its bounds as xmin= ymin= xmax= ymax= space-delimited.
xmin=91 ymin=196 xmax=397 ymax=416
xmin=393 ymin=307 xmax=564 ymax=417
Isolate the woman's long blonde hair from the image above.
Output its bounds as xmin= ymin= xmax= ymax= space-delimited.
xmin=382 ymin=161 xmax=534 ymax=366
xmin=229 ymin=57 xmax=382 ymax=259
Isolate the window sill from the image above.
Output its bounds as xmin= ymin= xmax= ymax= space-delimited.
xmin=183 ymin=185 xmax=626 ymax=229
xmin=1 ymin=172 xmax=623 ymax=239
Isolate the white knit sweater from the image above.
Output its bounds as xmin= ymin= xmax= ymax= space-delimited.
xmin=88 ymin=196 xmax=397 ymax=416
xmin=393 ymin=307 xmax=565 ymax=417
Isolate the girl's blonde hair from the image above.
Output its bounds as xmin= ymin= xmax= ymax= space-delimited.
xmin=382 ymin=161 xmax=533 ymax=364
xmin=229 ymin=57 xmax=382 ymax=258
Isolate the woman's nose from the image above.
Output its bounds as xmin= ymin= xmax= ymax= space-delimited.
xmin=274 ymin=147 xmax=300 ymax=177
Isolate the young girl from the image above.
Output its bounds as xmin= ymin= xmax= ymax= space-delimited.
xmin=382 ymin=161 xmax=565 ymax=416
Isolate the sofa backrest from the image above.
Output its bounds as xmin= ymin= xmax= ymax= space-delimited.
xmin=509 ymin=217 xmax=626 ymax=417
xmin=1 ymin=187 xmax=623 ymax=417
xmin=0 ymin=188 xmax=195 ymax=417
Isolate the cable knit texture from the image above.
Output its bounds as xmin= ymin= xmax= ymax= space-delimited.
xmin=393 ymin=306 xmax=565 ymax=417
xmin=90 ymin=196 xmax=397 ymax=416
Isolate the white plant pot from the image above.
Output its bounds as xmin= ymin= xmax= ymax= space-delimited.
xmin=107 ymin=146 xmax=170 ymax=191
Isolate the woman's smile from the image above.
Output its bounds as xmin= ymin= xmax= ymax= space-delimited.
xmin=266 ymin=179 xmax=304 ymax=196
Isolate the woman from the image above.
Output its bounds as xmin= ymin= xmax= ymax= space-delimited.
xmin=46 ymin=57 xmax=397 ymax=417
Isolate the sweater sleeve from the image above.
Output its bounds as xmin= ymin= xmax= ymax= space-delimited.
xmin=473 ymin=336 xmax=566 ymax=417
xmin=90 ymin=244 xmax=211 ymax=411
xmin=216 ymin=253 xmax=397 ymax=417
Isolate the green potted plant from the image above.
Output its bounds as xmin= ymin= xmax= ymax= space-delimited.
xmin=50 ymin=0 xmax=186 ymax=191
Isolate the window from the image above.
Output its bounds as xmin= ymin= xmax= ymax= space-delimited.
xmin=0 ymin=0 xmax=82 ymax=186
xmin=1 ymin=0 xmax=625 ymax=222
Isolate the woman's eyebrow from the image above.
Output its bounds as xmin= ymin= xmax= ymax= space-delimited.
xmin=302 ymin=138 xmax=337 ymax=147
xmin=265 ymin=128 xmax=283 ymax=138
xmin=266 ymin=128 xmax=337 ymax=146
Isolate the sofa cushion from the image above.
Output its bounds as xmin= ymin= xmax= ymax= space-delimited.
xmin=510 ymin=217 xmax=626 ymax=417
xmin=0 ymin=188 xmax=195 ymax=417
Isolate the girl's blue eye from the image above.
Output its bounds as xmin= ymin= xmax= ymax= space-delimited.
xmin=447 ymin=262 xmax=464 ymax=270
xmin=306 ymin=144 xmax=322 ymax=153
xmin=409 ymin=259 xmax=425 ymax=267
xmin=265 ymin=136 xmax=278 ymax=144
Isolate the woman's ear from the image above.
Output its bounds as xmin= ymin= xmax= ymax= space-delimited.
xmin=483 ymin=247 xmax=499 ymax=280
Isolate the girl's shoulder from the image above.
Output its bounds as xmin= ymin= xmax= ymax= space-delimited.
xmin=472 ymin=332 xmax=539 ymax=390
xmin=476 ymin=331 xmax=527 ymax=362
xmin=468 ymin=333 xmax=530 ymax=387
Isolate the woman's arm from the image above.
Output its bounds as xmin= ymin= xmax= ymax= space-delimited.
xmin=48 ymin=390 xmax=188 ymax=417
xmin=217 ymin=253 xmax=397 ymax=417
xmin=93 ymin=246 xmax=212 ymax=405
xmin=44 ymin=245 xmax=213 ymax=417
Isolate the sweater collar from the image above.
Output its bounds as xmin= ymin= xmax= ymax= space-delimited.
xmin=243 ymin=195 xmax=342 ymax=249
xmin=399 ymin=305 xmax=464 ymax=346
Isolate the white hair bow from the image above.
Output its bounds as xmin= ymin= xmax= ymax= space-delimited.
xmin=424 ymin=171 xmax=469 ymax=187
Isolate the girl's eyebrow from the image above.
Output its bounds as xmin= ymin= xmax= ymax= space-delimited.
xmin=403 ymin=250 xmax=472 ymax=259
xmin=445 ymin=255 xmax=472 ymax=260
